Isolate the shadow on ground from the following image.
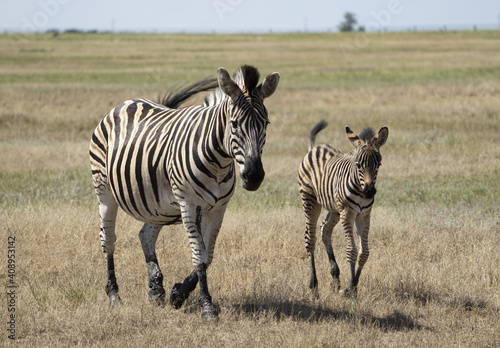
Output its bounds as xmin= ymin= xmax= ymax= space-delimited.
xmin=391 ymin=282 xmax=492 ymax=311
xmin=231 ymin=299 xmax=428 ymax=332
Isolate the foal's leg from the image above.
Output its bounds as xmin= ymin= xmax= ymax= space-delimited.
xmin=340 ymin=209 xmax=358 ymax=298
xmin=138 ymin=223 xmax=165 ymax=306
xmin=321 ymin=212 xmax=341 ymax=293
xmin=301 ymin=194 xmax=322 ymax=296
xmin=353 ymin=212 xmax=371 ymax=291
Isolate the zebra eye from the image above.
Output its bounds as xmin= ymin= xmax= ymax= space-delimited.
xmin=230 ymin=120 xmax=238 ymax=129
xmin=356 ymin=162 xmax=361 ymax=169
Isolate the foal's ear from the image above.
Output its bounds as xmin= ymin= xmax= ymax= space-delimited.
xmin=218 ymin=67 xmax=242 ymax=100
xmin=256 ymin=72 xmax=280 ymax=99
xmin=346 ymin=126 xmax=363 ymax=148
xmin=373 ymin=127 xmax=389 ymax=149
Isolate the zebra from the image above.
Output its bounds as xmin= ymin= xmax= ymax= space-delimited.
xmin=298 ymin=120 xmax=388 ymax=298
xmin=89 ymin=65 xmax=280 ymax=321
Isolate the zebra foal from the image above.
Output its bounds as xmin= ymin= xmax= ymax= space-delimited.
xmin=89 ymin=65 xmax=279 ymax=320
xmin=298 ymin=120 xmax=388 ymax=298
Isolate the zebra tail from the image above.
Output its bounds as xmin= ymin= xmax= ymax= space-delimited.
xmin=309 ymin=120 xmax=328 ymax=151
xmin=158 ymin=77 xmax=219 ymax=109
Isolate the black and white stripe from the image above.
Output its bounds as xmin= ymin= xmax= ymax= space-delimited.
xmin=89 ymin=65 xmax=279 ymax=320
xmin=298 ymin=120 xmax=388 ymax=298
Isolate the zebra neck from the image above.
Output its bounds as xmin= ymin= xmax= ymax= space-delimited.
xmin=348 ymin=161 xmax=363 ymax=193
xmin=204 ymin=100 xmax=234 ymax=168
xmin=214 ymin=99 xmax=235 ymax=161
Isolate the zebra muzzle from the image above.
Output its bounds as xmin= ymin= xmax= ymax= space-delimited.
xmin=240 ymin=157 xmax=265 ymax=191
xmin=362 ymin=182 xmax=377 ymax=199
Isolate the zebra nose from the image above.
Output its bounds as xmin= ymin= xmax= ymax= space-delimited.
xmin=363 ymin=182 xmax=376 ymax=198
xmin=241 ymin=157 xmax=265 ymax=191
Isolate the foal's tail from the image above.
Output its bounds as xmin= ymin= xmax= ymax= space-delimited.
xmin=309 ymin=120 xmax=328 ymax=151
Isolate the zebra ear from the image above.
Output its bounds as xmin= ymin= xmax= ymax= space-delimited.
xmin=257 ymin=72 xmax=280 ymax=99
xmin=218 ymin=67 xmax=242 ymax=100
xmin=373 ymin=127 xmax=389 ymax=149
xmin=346 ymin=126 xmax=363 ymax=148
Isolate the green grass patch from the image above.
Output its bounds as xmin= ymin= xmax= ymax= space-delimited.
xmin=230 ymin=177 xmax=301 ymax=212
xmin=378 ymin=166 xmax=499 ymax=211
xmin=58 ymin=278 xmax=99 ymax=307
xmin=27 ymin=279 xmax=51 ymax=305
xmin=0 ymin=168 xmax=94 ymax=208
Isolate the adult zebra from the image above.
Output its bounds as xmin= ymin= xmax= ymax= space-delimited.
xmin=89 ymin=65 xmax=280 ymax=320
xmin=298 ymin=120 xmax=388 ymax=298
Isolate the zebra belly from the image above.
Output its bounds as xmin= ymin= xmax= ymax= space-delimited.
xmin=106 ymin=167 xmax=181 ymax=225
xmin=117 ymin=187 xmax=183 ymax=225
xmin=110 ymin=175 xmax=235 ymax=226
xmin=324 ymin=195 xmax=373 ymax=216
xmin=317 ymin=189 xmax=373 ymax=216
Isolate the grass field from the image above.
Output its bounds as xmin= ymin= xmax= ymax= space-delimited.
xmin=1 ymin=31 xmax=499 ymax=347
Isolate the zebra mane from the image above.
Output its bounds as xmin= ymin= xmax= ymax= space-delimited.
xmin=203 ymin=65 xmax=261 ymax=107
xmin=203 ymin=88 xmax=225 ymax=107
xmin=233 ymin=65 xmax=260 ymax=94
xmin=358 ymin=127 xmax=376 ymax=142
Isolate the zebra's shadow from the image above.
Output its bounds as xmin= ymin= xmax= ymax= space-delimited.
xmin=230 ymin=300 xmax=428 ymax=332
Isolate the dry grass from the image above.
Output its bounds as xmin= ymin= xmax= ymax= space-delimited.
xmin=1 ymin=31 xmax=499 ymax=347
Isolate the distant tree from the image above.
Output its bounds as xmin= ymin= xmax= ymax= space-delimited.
xmin=338 ymin=12 xmax=358 ymax=32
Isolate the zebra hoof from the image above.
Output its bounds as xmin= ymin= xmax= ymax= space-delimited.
xmin=109 ymin=292 xmax=122 ymax=307
xmin=148 ymin=288 xmax=166 ymax=306
xmin=310 ymin=287 xmax=319 ymax=301
xmin=201 ymin=304 xmax=219 ymax=322
xmin=169 ymin=283 xmax=187 ymax=309
xmin=340 ymin=286 xmax=357 ymax=299
xmin=332 ymin=279 xmax=341 ymax=294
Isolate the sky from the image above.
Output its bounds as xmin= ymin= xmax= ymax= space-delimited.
xmin=1 ymin=0 xmax=500 ymax=34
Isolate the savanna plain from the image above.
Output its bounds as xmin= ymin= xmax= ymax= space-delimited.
xmin=1 ymin=31 xmax=499 ymax=347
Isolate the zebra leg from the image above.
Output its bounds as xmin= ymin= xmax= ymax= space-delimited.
xmin=196 ymin=263 xmax=217 ymax=321
xmin=138 ymin=223 xmax=165 ymax=306
xmin=105 ymin=254 xmax=121 ymax=306
xmin=198 ymin=210 xmax=225 ymax=319
xmin=340 ymin=210 xmax=358 ymax=298
xmin=302 ymin=195 xmax=322 ymax=296
xmin=168 ymin=206 xmax=224 ymax=310
xmin=170 ymin=209 xmax=223 ymax=309
xmin=97 ymin=189 xmax=122 ymax=306
xmin=353 ymin=213 xmax=371 ymax=291
xmin=170 ymin=270 xmax=198 ymax=309
xmin=170 ymin=263 xmax=216 ymax=321
xmin=321 ymin=212 xmax=341 ymax=293
xmin=173 ymin=205 xmax=218 ymax=321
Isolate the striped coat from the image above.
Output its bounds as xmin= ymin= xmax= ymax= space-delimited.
xmin=89 ymin=65 xmax=280 ymax=320
xmin=298 ymin=120 xmax=388 ymax=298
